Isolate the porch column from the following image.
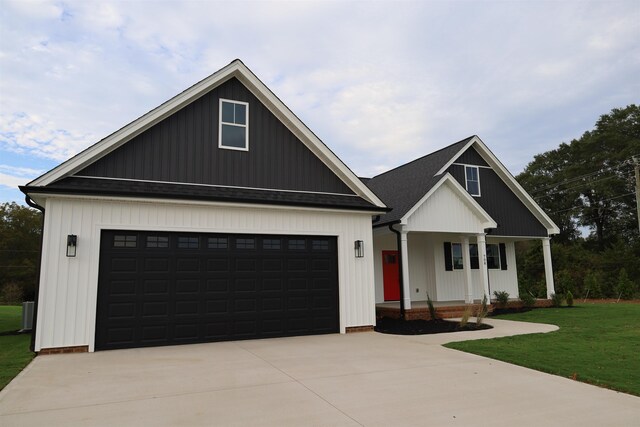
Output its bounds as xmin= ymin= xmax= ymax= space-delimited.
xmin=542 ymin=237 xmax=555 ymax=298
xmin=399 ymin=226 xmax=412 ymax=310
xmin=462 ymin=236 xmax=473 ymax=303
xmin=477 ymin=233 xmax=490 ymax=300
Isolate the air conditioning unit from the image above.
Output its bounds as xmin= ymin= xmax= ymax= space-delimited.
xmin=21 ymin=301 xmax=34 ymax=331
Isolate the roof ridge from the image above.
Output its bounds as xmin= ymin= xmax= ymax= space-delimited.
xmin=369 ymin=135 xmax=475 ymax=180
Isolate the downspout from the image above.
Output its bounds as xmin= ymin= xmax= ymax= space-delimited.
xmin=388 ymin=221 xmax=405 ymax=320
xmin=24 ymin=195 xmax=44 ymax=353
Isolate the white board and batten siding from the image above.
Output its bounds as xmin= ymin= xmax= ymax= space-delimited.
xmin=36 ymin=195 xmax=377 ymax=352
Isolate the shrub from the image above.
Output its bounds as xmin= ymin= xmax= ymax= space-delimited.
xmin=0 ymin=282 xmax=23 ymax=304
xmin=459 ymin=305 xmax=472 ymax=328
xmin=520 ymin=292 xmax=535 ymax=308
xmin=427 ymin=294 xmax=438 ymax=320
xmin=566 ymin=290 xmax=574 ymax=307
xmin=550 ymin=292 xmax=564 ymax=307
xmin=476 ymin=295 xmax=489 ymax=325
xmin=493 ymin=290 xmax=509 ymax=308
xmin=583 ymin=270 xmax=603 ymax=299
xmin=615 ymin=269 xmax=637 ymax=300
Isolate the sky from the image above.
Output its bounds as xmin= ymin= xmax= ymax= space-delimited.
xmin=1 ymin=0 xmax=638 ymax=204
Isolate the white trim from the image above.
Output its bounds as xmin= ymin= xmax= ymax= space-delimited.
xmin=452 ymin=162 xmax=491 ymax=169
xmin=29 ymin=60 xmax=386 ymax=209
xmin=435 ymin=136 xmax=559 ymax=234
xmin=463 ymin=165 xmax=481 ymax=197
xmin=400 ymin=174 xmax=497 ymax=229
xmin=218 ymin=98 xmax=249 ymax=151
xmin=25 ymin=191 xmax=384 ymax=216
xmin=70 ymin=175 xmax=359 ymax=197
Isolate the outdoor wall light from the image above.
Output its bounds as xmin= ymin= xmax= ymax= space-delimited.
xmin=354 ymin=240 xmax=364 ymax=258
xmin=66 ymin=234 xmax=77 ymax=257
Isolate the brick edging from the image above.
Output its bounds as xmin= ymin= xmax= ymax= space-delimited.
xmin=39 ymin=345 xmax=89 ymax=355
xmin=345 ymin=325 xmax=374 ymax=333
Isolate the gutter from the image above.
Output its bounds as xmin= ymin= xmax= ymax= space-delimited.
xmin=23 ymin=195 xmax=44 ymax=353
xmin=387 ymin=221 xmax=406 ymax=319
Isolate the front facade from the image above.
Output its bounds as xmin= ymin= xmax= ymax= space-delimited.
xmin=22 ymin=61 xmax=558 ymax=353
xmin=365 ymin=136 xmax=559 ymax=310
xmin=22 ymin=60 xmax=387 ymax=353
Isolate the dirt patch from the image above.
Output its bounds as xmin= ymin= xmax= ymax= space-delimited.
xmin=374 ymin=317 xmax=493 ymax=335
xmin=490 ymin=307 xmax=534 ymax=316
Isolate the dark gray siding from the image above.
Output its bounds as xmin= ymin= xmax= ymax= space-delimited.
xmin=448 ymin=164 xmax=547 ymax=237
xmin=453 ymin=146 xmax=489 ymax=166
xmin=76 ymin=78 xmax=354 ymax=194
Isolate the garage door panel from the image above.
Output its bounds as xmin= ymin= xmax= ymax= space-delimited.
xmin=144 ymin=258 xmax=169 ymax=272
xmin=96 ymin=231 xmax=338 ymax=350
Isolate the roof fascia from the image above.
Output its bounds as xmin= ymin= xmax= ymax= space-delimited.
xmin=400 ymin=174 xmax=497 ymax=229
xmin=436 ymin=136 xmax=559 ymax=235
xmin=29 ymin=60 xmax=386 ymax=209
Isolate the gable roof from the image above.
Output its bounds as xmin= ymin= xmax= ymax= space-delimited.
xmin=365 ymin=135 xmax=559 ymax=234
xmin=364 ymin=136 xmax=473 ymax=225
xmin=26 ymin=59 xmax=386 ymax=209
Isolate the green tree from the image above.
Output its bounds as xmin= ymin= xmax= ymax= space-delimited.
xmin=0 ymin=202 xmax=42 ymax=301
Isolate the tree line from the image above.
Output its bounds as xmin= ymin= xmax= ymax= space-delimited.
xmin=516 ymin=104 xmax=639 ymax=299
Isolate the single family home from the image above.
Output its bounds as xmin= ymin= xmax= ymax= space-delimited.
xmin=20 ymin=59 xmax=557 ymax=353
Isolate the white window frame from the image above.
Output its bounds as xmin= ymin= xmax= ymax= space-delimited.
xmin=218 ymin=98 xmax=249 ymax=151
xmin=451 ymin=242 xmax=464 ymax=270
xmin=486 ymin=243 xmax=501 ymax=269
xmin=464 ymin=165 xmax=481 ymax=197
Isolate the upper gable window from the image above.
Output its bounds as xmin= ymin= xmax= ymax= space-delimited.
xmin=465 ymin=165 xmax=481 ymax=196
xmin=219 ymin=99 xmax=249 ymax=151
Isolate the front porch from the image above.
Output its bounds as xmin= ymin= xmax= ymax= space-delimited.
xmin=375 ymin=299 xmax=554 ymax=320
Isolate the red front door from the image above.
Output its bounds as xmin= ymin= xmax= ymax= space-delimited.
xmin=382 ymin=250 xmax=400 ymax=301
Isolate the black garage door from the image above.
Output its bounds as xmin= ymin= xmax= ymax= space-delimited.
xmin=95 ymin=230 xmax=339 ymax=350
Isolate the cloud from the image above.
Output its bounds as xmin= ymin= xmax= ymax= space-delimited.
xmin=0 ymin=0 xmax=638 ymax=191
xmin=0 ymin=164 xmax=44 ymax=189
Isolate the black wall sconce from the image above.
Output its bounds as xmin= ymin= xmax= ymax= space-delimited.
xmin=354 ymin=240 xmax=364 ymax=258
xmin=66 ymin=234 xmax=77 ymax=257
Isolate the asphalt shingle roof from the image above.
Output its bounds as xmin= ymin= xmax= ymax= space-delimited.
xmin=364 ymin=136 xmax=474 ymax=226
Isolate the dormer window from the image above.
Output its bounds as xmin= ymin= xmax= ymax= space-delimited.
xmin=219 ymin=99 xmax=248 ymax=151
xmin=465 ymin=165 xmax=480 ymax=196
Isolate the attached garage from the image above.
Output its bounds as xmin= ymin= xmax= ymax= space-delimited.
xmin=21 ymin=60 xmax=387 ymax=353
xmin=96 ymin=230 xmax=339 ymax=350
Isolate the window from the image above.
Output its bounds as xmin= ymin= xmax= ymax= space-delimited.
xmin=465 ymin=165 xmax=480 ymax=196
xmin=451 ymin=243 xmax=463 ymax=270
xmin=146 ymin=236 xmax=168 ymax=248
xmin=207 ymin=237 xmax=228 ymax=249
xmin=177 ymin=237 xmax=199 ymax=249
xmin=469 ymin=244 xmax=479 ymax=269
xmin=263 ymin=239 xmax=281 ymax=250
xmin=486 ymin=244 xmax=500 ymax=269
xmin=312 ymin=240 xmax=329 ymax=251
xmin=288 ymin=239 xmax=305 ymax=250
xmin=114 ymin=235 xmax=137 ymax=248
xmin=219 ymin=99 xmax=248 ymax=150
xmin=236 ymin=238 xmax=255 ymax=249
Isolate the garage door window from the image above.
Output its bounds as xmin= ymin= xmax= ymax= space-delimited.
xmin=236 ymin=238 xmax=255 ymax=249
xmin=208 ymin=237 xmax=228 ymax=249
xmin=263 ymin=239 xmax=281 ymax=250
xmin=178 ymin=237 xmax=199 ymax=249
xmin=146 ymin=236 xmax=169 ymax=248
xmin=288 ymin=239 xmax=305 ymax=250
xmin=312 ymin=240 xmax=329 ymax=251
xmin=113 ymin=235 xmax=137 ymax=248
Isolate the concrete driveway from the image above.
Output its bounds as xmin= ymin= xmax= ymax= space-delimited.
xmin=1 ymin=319 xmax=638 ymax=426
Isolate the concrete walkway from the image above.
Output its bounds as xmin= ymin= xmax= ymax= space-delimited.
xmin=1 ymin=319 xmax=638 ymax=426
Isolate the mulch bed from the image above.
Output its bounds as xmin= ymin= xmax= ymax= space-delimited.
xmin=375 ymin=317 xmax=493 ymax=335
xmin=490 ymin=307 xmax=533 ymax=316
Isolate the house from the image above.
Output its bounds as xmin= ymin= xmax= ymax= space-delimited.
xmin=20 ymin=59 xmax=388 ymax=353
xmin=364 ymin=136 xmax=559 ymax=312
xmin=21 ymin=59 xmax=558 ymax=354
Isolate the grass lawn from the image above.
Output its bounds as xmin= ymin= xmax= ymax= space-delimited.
xmin=0 ymin=305 xmax=35 ymax=391
xmin=445 ymin=303 xmax=640 ymax=396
